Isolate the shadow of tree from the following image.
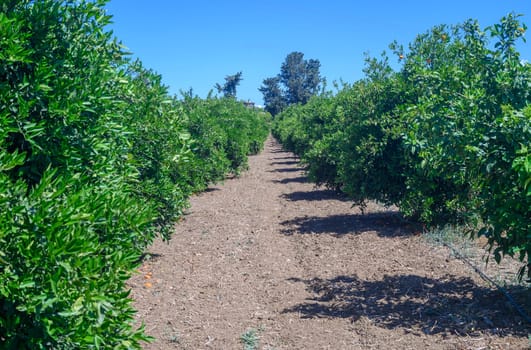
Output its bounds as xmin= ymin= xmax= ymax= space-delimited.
xmin=273 ymin=176 xmax=308 ymax=184
xmin=284 ymin=274 xmax=529 ymax=337
xmin=282 ymin=189 xmax=349 ymax=202
xmin=269 ymin=148 xmax=294 ymax=154
xmin=280 ymin=212 xmax=415 ymax=238
xmin=269 ymin=155 xmax=298 ymax=160
xmin=268 ymin=167 xmax=306 ymax=173
xmin=136 ymin=252 xmax=163 ymax=263
xmin=203 ymin=187 xmax=221 ymax=193
xmin=270 ymin=161 xmax=300 ymax=165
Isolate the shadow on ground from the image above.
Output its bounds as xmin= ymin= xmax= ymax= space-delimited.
xmin=269 ymin=155 xmax=299 ymax=160
xmin=284 ymin=274 xmax=530 ymax=337
xmin=136 ymin=252 xmax=163 ymax=263
xmin=273 ymin=176 xmax=309 ymax=184
xmin=203 ymin=187 xmax=221 ymax=193
xmin=268 ymin=167 xmax=306 ymax=173
xmin=280 ymin=212 xmax=415 ymax=238
xmin=282 ymin=189 xmax=349 ymax=202
xmin=270 ymin=161 xmax=300 ymax=166
xmin=269 ymin=148 xmax=295 ymax=154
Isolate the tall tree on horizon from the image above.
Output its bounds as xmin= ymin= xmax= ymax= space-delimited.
xmin=259 ymin=52 xmax=323 ymax=115
xmin=258 ymin=77 xmax=286 ymax=116
xmin=215 ymin=71 xmax=243 ymax=99
xmin=280 ymin=52 xmax=322 ymax=105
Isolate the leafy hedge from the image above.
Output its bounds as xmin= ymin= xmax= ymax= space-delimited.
xmin=0 ymin=0 xmax=269 ymax=347
xmin=273 ymin=14 xmax=530 ymax=280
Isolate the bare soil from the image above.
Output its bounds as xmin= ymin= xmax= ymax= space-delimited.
xmin=128 ymin=136 xmax=530 ymax=350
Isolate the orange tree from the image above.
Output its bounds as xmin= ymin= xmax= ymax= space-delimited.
xmin=395 ymin=15 xmax=530 ymax=279
xmin=0 ymin=1 xmax=156 ymax=347
xmin=0 ymin=0 xmax=270 ymax=347
xmin=273 ymin=14 xmax=530 ymax=279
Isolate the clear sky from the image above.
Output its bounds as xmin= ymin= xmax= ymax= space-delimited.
xmin=104 ymin=0 xmax=530 ymax=105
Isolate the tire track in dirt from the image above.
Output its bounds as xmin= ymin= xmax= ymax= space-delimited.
xmin=128 ymin=136 xmax=529 ymax=349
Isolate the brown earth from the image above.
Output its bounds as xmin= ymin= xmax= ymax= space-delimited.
xmin=128 ymin=136 xmax=530 ymax=350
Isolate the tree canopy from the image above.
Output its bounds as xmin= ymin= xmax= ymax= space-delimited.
xmin=215 ymin=71 xmax=243 ymax=98
xmin=280 ymin=52 xmax=322 ymax=105
xmin=260 ymin=52 xmax=323 ymax=115
xmin=258 ymin=77 xmax=286 ymax=116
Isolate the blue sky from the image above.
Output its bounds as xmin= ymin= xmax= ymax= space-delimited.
xmin=105 ymin=1 xmax=530 ymax=105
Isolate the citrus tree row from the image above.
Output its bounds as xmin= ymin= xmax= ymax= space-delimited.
xmin=273 ymin=15 xmax=530 ymax=281
xmin=0 ymin=1 xmax=269 ymax=348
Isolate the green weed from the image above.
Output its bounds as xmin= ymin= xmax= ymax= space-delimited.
xmin=240 ymin=328 xmax=260 ymax=350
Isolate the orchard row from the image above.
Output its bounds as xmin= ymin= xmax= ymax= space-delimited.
xmin=274 ymin=15 xmax=530 ymax=281
xmin=0 ymin=1 xmax=269 ymax=348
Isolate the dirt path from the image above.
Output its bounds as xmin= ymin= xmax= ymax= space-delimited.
xmin=128 ymin=136 xmax=529 ymax=350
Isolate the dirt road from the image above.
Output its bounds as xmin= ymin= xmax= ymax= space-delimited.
xmin=128 ymin=136 xmax=529 ymax=349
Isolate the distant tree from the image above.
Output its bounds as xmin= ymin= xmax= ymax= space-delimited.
xmin=258 ymin=77 xmax=286 ymax=116
xmin=259 ymin=52 xmax=323 ymax=115
xmin=280 ymin=52 xmax=322 ymax=105
xmin=215 ymin=71 xmax=243 ymax=98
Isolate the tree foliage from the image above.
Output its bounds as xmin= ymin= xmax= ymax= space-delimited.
xmin=258 ymin=77 xmax=286 ymax=116
xmin=0 ymin=1 xmax=270 ymax=347
xmin=273 ymin=14 xmax=530 ymax=280
xmin=260 ymin=51 xmax=323 ymax=115
xmin=280 ymin=52 xmax=322 ymax=105
xmin=215 ymin=71 xmax=243 ymax=99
